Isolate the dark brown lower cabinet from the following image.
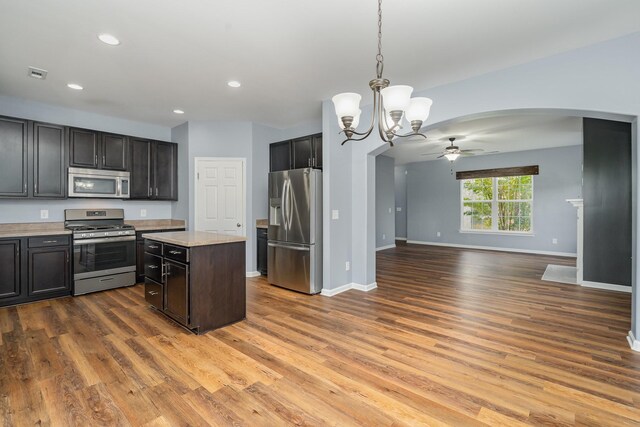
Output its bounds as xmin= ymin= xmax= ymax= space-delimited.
xmin=0 ymin=240 xmax=21 ymax=299
xmin=28 ymin=246 xmax=70 ymax=296
xmin=0 ymin=235 xmax=72 ymax=308
xmin=165 ymin=260 xmax=189 ymax=324
xmin=144 ymin=238 xmax=245 ymax=334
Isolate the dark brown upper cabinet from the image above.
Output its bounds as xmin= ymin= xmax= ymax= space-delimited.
xmin=153 ymin=142 xmax=178 ymax=200
xmin=129 ymin=139 xmax=178 ymax=201
xmin=312 ymin=134 xmax=322 ymax=169
xmin=269 ymin=133 xmax=322 ymax=172
xmin=33 ymin=122 xmax=66 ymax=198
xmin=0 ymin=116 xmax=29 ymax=197
xmin=292 ymin=136 xmax=313 ymax=169
xmin=269 ymin=140 xmax=292 ymax=172
xmin=69 ymin=128 xmax=128 ymax=170
xmin=130 ymin=137 xmax=152 ymax=198
xmin=69 ymin=127 xmax=99 ymax=168
xmin=101 ymin=133 xmax=128 ymax=170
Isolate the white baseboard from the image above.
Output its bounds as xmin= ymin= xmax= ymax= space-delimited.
xmin=581 ymin=280 xmax=632 ymax=293
xmin=406 ymin=240 xmax=577 ymax=258
xmin=628 ymin=331 xmax=640 ymax=352
xmin=376 ymin=244 xmax=396 ymax=251
xmin=320 ymin=282 xmax=377 ymax=297
xmin=246 ymin=271 xmax=261 ymax=278
xmin=395 ymin=237 xmax=407 ymax=241
xmin=352 ymin=282 xmax=378 ymax=291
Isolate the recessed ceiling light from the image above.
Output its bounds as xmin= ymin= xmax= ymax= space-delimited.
xmin=98 ymin=33 xmax=120 ymax=46
xmin=227 ymin=80 xmax=241 ymax=88
xmin=67 ymin=83 xmax=83 ymax=90
xmin=173 ymin=109 xmax=185 ymax=114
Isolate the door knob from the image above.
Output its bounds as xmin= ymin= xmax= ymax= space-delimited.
xmin=237 ymin=223 xmax=241 ymax=227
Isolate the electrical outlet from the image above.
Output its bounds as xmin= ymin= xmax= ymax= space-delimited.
xmin=332 ymin=210 xmax=339 ymax=220
xmin=382 ymin=233 xmax=386 ymax=240
xmin=552 ymin=238 xmax=558 ymax=244
xmin=345 ymin=261 xmax=350 ymax=271
xmin=388 ymin=207 xmax=392 ymax=214
xmin=437 ymin=231 xmax=441 ymax=237
xmin=396 ymin=207 xmax=402 ymax=212
xmin=140 ymin=209 xmax=147 ymax=217
xmin=40 ymin=209 xmax=48 ymax=219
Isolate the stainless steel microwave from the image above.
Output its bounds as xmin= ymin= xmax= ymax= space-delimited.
xmin=68 ymin=167 xmax=130 ymax=199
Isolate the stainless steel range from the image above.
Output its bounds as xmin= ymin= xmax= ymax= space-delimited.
xmin=65 ymin=209 xmax=136 ymax=295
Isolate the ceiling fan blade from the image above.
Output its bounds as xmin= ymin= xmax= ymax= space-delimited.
xmin=437 ymin=154 xmax=446 ymax=158
xmin=460 ymin=149 xmax=484 ymax=153
xmin=420 ymin=152 xmax=441 ymax=156
xmin=460 ymin=152 xmax=476 ymax=157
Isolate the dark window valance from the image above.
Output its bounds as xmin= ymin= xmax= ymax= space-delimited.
xmin=455 ymin=165 xmax=539 ymax=180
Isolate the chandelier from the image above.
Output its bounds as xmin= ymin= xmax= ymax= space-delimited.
xmin=332 ymin=0 xmax=433 ymax=147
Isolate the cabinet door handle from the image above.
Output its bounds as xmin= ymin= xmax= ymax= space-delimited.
xmin=155 ymin=188 xmax=158 ymax=197
xmin=42 ymin=240 xmax=57 ymax=244
xmin=103 ymin=155 xmax=106 ymax=165
xmin=23 ymin=182 xmax=27 ymax=193
xmin=34 ymin=181 xmax=38 ymax=194
xmin=95 ymin=154 xmax=98 ymax=165
xmin=148 ymin=265 xmax=159 ymax=269
xmin=147 ymin=291 xmax=159 ymax=296
xmin=148 ymin=244 xmax=159 ymax=249
xmin=308 ymin=158 xmax=311 ymax=167
xmin=148 ymin=187 xmax=152 ymax=197
xmin=169 ymin=250 xmax=181 ymax=255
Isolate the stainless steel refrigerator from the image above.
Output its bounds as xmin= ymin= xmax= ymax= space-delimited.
xmin=268 ymin=168 xmax=322 ymax=294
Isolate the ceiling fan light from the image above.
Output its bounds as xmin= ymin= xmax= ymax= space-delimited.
xmin=380 ymin=85 xmax=413 ymax=112
xmin=332 ymin=93 xmax=362 ymax=124
xmin=405 ymin=97 xmax=433 ymax=123
xmin=444 ymin=152 xmax=460 ymax=162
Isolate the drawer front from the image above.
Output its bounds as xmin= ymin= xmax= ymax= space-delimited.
xmin=257 ymin=228 xmax=267 ymax=238
xmin=28 ymin=235 xmax=70 ymax=248
xmin=164 ymin=244 xmax=189 ymax=264
xmin=145 ymin=278 xmax=163 ymax=310
xmin=144 ymin=253 xmax=163 ymax=283
xmin=144 ymin=239 xmax=163 ymax=255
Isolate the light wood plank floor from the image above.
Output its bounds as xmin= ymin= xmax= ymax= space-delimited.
xmin=1 ymin=244 xmax=639 ymax=426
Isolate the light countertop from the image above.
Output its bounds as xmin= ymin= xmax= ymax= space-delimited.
xmin=126 ymin=219 xmax=186 ymax=231
xmin=142 ymin=231 xmax=246 ymax=247
xmin=256 ymin=219 xmax=268 ymax=229
xmin=0 ymin=222 xmax=71 ymax=238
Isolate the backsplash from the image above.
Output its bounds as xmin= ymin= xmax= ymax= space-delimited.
xmin=0 ymin=199 xmax=173 ymax=223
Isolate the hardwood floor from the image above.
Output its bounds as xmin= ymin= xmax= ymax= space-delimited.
xmin=1 ymin=244 xmax=639 ymax=426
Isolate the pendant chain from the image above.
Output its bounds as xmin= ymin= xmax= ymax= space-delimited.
xmin=376 ymin=0 xmax=384 ymax=79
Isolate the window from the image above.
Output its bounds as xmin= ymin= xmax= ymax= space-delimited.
xmin=461 ymin=175 xmax=533 ymax=233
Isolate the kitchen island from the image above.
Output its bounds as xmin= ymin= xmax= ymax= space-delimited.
xmin=142 ymin=231 xmax=246 ymax=334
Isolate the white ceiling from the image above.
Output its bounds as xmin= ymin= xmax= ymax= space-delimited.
xmin=384 ymin=114 xmax=583 ymax=165
xmin=1 ymin=0 xmax=639 ymax=128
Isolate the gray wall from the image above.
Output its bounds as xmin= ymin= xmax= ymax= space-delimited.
xmin=406 ymin=145 xmax=582 ymax=254
xmin=0 ymin=95 xmax=174 ymax=223
xmin=375 ymin=155 xmax=395 ymax=248
xmin=169 ymin=119 xmax=321 ymax=275
xmin=395 ymin=165 xmax=408 ymax=238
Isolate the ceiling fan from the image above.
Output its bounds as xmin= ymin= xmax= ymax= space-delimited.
xmin=421 ymin=137 xmax=497 ymax=161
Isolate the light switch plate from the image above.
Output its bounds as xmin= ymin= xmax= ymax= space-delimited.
xmin=437 ymin=231 xmax=441 ymax=237
xmin=140 ymin=209 xmax=147 ymax=217
xmin=332 ymin=210 xmax=339 ymax=220
xmin=388 ymin=207 xmax=392 ymax=213
xmin=345 ymin=261 xmax=350 ymax=271
xmin=396 ymin=207 xmax=402 ymax=212
xmin=40 ymin=209 xmax=48 ymax=219
xmin=552 ymin=238 xmax=558 ymax=244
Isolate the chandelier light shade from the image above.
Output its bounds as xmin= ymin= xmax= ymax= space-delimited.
xmin=332 ymin=0 xmax=433 ymax=146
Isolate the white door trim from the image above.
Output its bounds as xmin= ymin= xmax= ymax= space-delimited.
xmin=193 ymin=157 xmax=247 ymax=238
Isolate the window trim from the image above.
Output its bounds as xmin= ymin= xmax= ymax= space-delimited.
xmin=459 ymin=176 xmax=534 ymax=235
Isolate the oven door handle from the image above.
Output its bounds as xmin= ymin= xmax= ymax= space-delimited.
xmin=74 ymin=236 xmax=136 ymax=245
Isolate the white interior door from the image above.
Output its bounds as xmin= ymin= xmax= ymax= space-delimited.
xmin=195 ymin=158 xmax=245 ymax=236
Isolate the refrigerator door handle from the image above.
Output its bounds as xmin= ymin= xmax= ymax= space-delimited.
xmin=268 ymin=242 xmax=310 ymax=251
xmin=281 ymin=178 xmax=289 ymax=231
xmin=286 ymin=178 xmax=293 ymax=231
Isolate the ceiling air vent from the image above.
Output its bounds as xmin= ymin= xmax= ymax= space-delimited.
xmin=27 ymin=66 xmax=48 ymax=80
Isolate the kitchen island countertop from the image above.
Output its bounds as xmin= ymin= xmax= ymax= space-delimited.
xmin=142 ymin=231 xmax=246 ymax=247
